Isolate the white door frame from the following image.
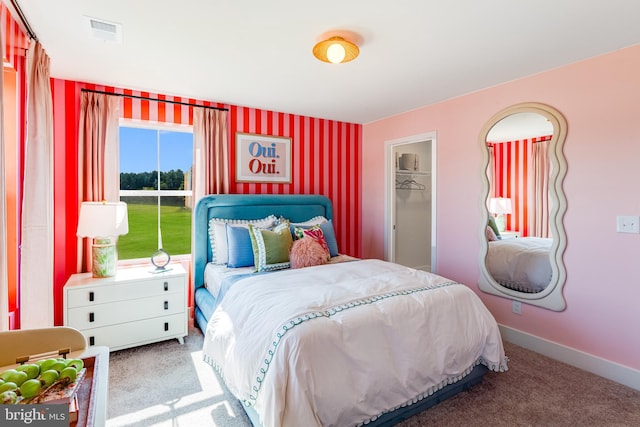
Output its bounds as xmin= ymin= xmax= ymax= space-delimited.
xmin=384 ymin=132 xmax=437 ymax=272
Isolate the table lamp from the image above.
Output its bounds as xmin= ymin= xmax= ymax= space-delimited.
xmin=77 ymin=201 xmax=129 ymax=278
xmin=489 ymin=197 xmax=512 ymax=232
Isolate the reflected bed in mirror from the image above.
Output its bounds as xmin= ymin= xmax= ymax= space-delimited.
xmin=478 ymin=102 xmax=568 ymax=311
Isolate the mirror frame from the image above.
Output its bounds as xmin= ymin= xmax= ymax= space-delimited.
xmin=478 ymin=102 xmax=568 ymax=311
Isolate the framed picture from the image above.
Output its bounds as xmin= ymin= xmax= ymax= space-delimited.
xmin=235 ymin=132 xmax=292 ymax=183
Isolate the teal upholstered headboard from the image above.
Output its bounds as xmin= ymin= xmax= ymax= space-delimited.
xmin=193 ymin=194 xmax=333 ymax=290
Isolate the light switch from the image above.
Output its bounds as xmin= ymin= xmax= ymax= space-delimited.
xmin=616 ymin=215 xmax=640 ymax=233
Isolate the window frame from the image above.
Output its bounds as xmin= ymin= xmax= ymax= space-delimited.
xmin=118 ymin=119 xmax=194 ymax=265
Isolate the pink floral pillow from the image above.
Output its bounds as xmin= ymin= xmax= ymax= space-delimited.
xmin=293 ymin=225 xmax=330 ymax=260
xmin=289 ymin=238 xmax=329 ymax=269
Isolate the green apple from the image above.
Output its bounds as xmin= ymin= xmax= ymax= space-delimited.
xmin=37 ymin=358 xmax=58 ymax=372
xmin=0 ymin=381 xmax=18 ymax=393
xmin=0 ymin=390 xmax=18 ymax=404
xmin=3 ymin=371 xmax=28 ymax=387
xmin=49 ymin=361 xmax=67 ymax=373
xmin=0 ymin=369 xmax=17 ymax=381
xmin=16 ymin=364 xmax=40 ymax=380
xmin=19 ymin=379 xmax=42 ymax=399
xmin=39 ymin=370 xmax=59 ymax=387
xmin=66 ymin=358 xmax=84 ymax=372
xmin=59 ymin=367 xmax=77 ymax=383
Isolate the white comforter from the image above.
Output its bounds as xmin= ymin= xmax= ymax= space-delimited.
xmin=487 ymin=237 xmax=552 ymax=292
xmin=203 ymin=259 xmax=507 ymax=427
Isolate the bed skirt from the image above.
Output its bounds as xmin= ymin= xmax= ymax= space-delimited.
xmin=241 ymin=364 xmax=489 ymax=427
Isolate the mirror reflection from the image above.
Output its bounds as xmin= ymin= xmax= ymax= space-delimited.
xmin=478 ymin=103 xmax=567 ymax=311
xmin=485 ymin=112 xmax=554 ymax=293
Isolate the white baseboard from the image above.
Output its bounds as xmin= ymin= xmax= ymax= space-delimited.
xmin=499 ymin=324 xmax=640 ymax=392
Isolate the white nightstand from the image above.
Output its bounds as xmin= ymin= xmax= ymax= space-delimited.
xmin=500 ymin=230 xmax=521 ymax=239
xmin=64 ymin=264 xmax=187 ymax=352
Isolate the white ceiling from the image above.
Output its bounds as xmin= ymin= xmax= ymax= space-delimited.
xmin=13 ymin=0 xmax=640 ymax=124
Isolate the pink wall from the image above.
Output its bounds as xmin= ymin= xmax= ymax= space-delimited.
xmin=362 ymin=44 xmax=640 ymax=371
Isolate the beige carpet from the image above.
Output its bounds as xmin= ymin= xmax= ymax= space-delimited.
xmin=106 ymin=326 xmax=640 ymax=427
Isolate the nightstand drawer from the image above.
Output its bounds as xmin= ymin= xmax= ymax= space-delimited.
xmin=82 ymin=313 xmax=187 ymax=351
xmin=66 ymin=275 xmax=184 ymax=308
xmin=67 ymin=292 xmax=185 ymax=330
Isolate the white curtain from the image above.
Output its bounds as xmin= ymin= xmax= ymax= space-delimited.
xmin=529 ymin=139 xmax=550 ymax=237
xmin=0 ymin=26 xmax=8 ymax=331
xmin=20 ymin=40 xmax=54 ymax=328
xmin=77 ymin=92 xmax=120 ymax=273
xmin=192 ymin=107 xmax=228 ymax=283
xmin=192 ymin=107 xmax=228 ymax=201
xmin=487 ymin=144 xmax=495 ymax=202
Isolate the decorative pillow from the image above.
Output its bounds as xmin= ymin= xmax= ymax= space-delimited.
xmin=486 ymin=225 xmax=498 ymax=242
xmin=208 ymin=215 xmax=277 ymax=264
xmin=248 ymin=222 xmax=293 ymax=272
xmin=487 ymin=216 xmax=502 ymax=240
xmin=292 ymin=220 xmax=338 ymax=257
xmin=290 ymin=216 xmax=328 ymax=227
xmin=293 ymin=225 xmax=330 ymax=260
xmin=226 ymin=224 xmax=255 ymax=268
xmin=290 ymin=238 xmax=329 ymax=269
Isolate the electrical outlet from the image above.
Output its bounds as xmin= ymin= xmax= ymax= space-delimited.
xmin=616 ymin=215 xmax=640 ymax=233
xmin=512 ymin=300 xmax=522 ymax=315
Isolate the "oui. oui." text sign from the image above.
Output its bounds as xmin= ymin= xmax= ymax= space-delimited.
xmin=235 ymin=133 xmax=292 ymax=183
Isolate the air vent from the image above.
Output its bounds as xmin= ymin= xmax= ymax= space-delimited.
xmin=83 ymin=16 xmax=123 ymax=43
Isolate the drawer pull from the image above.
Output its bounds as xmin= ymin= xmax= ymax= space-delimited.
xmin=89 ymin=336 xmax=95 ymax=346
xmin=164 ymin=322 xmax=169 ymax=331
xmin=164 ymin=281 xmax=169 ymax=291
xmin=89 ymin=291 xmax=94 ymax=302
xmin=164 ymin=301 xmax=168 ymax=310
xmin=89 ymin=312 xmax=95 ymax=322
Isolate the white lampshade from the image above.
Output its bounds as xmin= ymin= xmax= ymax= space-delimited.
xmin=77 ymin=201 xmax=129 ymax=238
xmin=77 ymin=201 xmax=129 ymax=278
xmin=489 ymin=198 xmax=513 ymax=215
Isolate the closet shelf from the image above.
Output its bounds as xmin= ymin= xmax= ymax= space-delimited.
xmin=396 ymin=170 xmax=431 ymax=176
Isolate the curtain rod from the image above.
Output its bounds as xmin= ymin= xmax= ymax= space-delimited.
xmin=10 ymin=0 xmax=37 ymax=41
xmin=81 ymin=88 xmax=229 ymax=112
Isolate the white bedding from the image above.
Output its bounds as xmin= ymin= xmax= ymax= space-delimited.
xmin=486 ymin=237 xmax=552 ymax=293
xmin=204 ymin=262 xmax=254 ymax=299
xmin=202 ymin=259 xmax=507 ymax=427
xmin=204 ymin=254 xmax=360 ymax=299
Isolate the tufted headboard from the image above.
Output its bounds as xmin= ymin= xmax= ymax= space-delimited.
xmin=192 ymin=194 xmax=333 ymax=291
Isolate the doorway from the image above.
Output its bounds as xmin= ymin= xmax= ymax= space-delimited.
xmin=385 ymin=132 xmax=436 ymax=272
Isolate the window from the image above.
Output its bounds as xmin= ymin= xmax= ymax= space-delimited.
xmin=118 ymin=122 xmax=193 ymax=261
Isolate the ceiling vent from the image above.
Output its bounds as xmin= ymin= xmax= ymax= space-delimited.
xmin=84 ymin=16 xmax=123 ymax=43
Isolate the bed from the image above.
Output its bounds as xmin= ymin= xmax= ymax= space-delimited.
xmin=194 ymin=194 xmax=507 ymax=427
xmin=486 ymin=237 xmax=553 ymax=293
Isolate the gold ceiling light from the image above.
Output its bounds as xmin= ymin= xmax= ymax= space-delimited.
xmin=313 ymin=36 xmax=359 ymax=64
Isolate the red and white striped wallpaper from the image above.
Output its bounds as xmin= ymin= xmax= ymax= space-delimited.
xmin=2 ymin=2 xmax=28 ymax=329
xmin=50 ymin=79 xmax=362 ymax=324
xmin=1 ymin=3 xmax=29 ymax=69
xmin=488 ymin=135 xmax=552 ymax=236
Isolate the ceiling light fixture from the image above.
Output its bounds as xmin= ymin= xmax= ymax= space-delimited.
xmin=313 ymin=36 xmax=359 ymax=64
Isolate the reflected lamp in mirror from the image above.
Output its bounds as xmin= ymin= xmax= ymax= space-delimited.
xmin=77 ymin=201 xmax=129 ymax=278
xmin=489 ymin=197 xmax=512 ymax=232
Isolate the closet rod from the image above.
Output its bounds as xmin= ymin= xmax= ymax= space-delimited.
xmin=81 ymin=88 xmax=229 ymax=112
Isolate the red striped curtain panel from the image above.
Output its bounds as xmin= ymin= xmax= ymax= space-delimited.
xmin=488 ymin=135 xmax=552 ymax=237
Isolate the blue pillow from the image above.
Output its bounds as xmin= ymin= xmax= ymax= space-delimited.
xmin=320 ymin=220 xmax=339 ymax=257
xmin=226 ymin=224 xmax=255 ymax=268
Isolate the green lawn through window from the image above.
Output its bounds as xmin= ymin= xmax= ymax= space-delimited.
xmin=117 ymin=202 xmax=192 ymax=260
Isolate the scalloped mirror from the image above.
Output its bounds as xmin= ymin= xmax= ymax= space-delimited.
xmin=478 ymin=102 xmax=567 ymax=311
